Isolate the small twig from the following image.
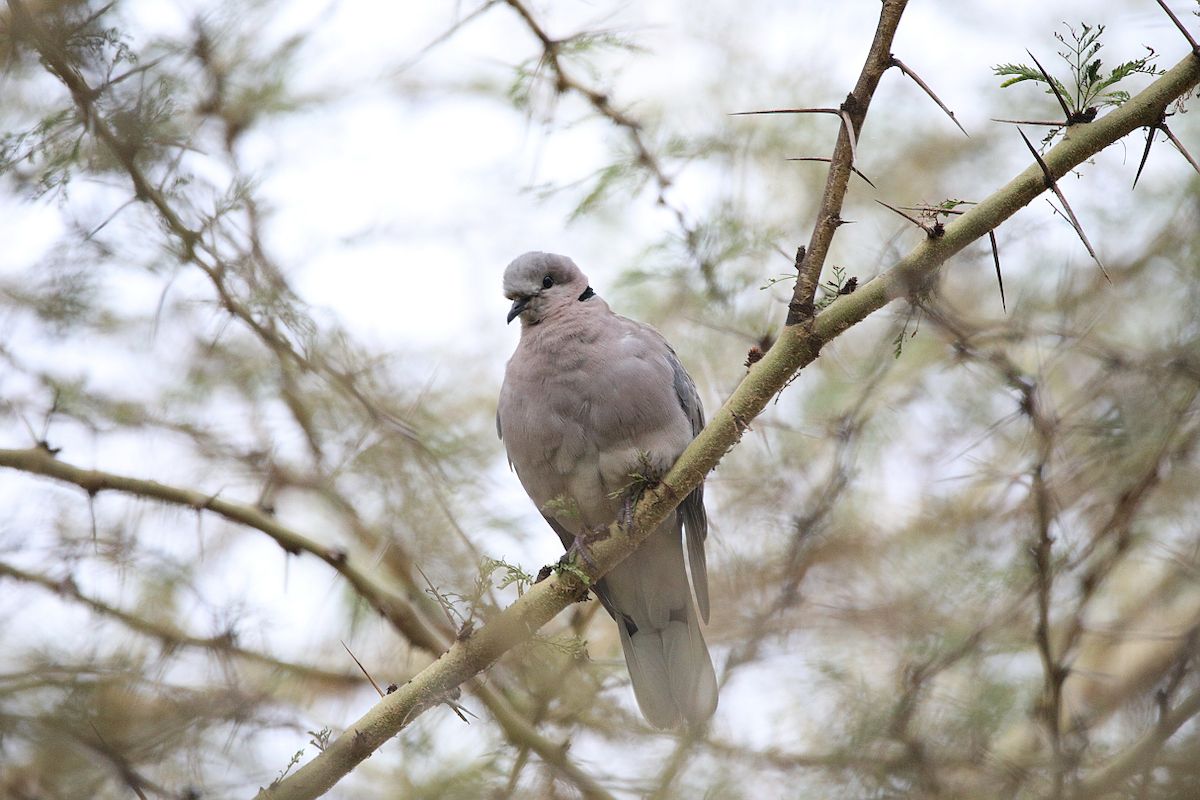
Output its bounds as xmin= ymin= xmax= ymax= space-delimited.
xmin=992 ymin=118 xmax=1066 ymax=126
xmin=729 ymin=107 xmax=841 ymax=116
xmin=1018 ymin=128 xmax=1109 ymax=281
xmin=896 ymin=203 xmax=967 ymax=216
xmin=393 ymin=0 xmax=499 ymax=74
xmin=87 ymin=721 xmax=150 ymax=800
xmin=786 ymin=156 xmax=876 ymax=187
xmin=1027 ymin=48 xmax=1076 ymax=122
xmin=1132 ymin=120 xmax=1159 ymax=189
xmin=342 ymin=641 xmax=385 ymax=697
xmin=1153 ymin=0 xmax=1200 ymax=55
xmin=415 ymin=563 xmax=458 ymax=629
xmin=989 ymin=230 xmax=1006 ymax=312
xmin=840 ymin=107 xmax=859 ymax=169
xmin=876 ymin=200 xmax=941 ymax=237
xmin=0 ymin=558 xmax=362 ymax=685
xmin=889 ymin=55 xmax=969 ymax=136
xmin=101 ymin=56 xmax=166 ymax=91
xmin=1161 ymin=122 xmax=1200 ymax=178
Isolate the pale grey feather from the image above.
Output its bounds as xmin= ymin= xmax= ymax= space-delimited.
xmin=497 ymin=251 xmax=717 ymax=729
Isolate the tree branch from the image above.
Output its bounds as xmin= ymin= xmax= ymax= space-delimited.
xmin=0 ymin=446 xmax=448 ymax=652
xmin=0 ymin=558 xmax=364 ymax=687
xmin=787 ymin=0 xmax=909 ymax=326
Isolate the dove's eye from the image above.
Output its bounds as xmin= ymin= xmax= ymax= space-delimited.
xmin=542 ymin=275 xmax=554 ymax=289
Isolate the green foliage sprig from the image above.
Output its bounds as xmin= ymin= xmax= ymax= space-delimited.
xmin=995 ymin=23 xmax=1161 ymax=119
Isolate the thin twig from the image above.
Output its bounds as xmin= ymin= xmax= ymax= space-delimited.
xmin=1027 ymin=48 xmax=1075 ymax=122
xmin=889 ymin=55 xmax=969 ymax=136
xmin=840 ymin=107 xmax=859 ymax=169
xmin=786 ymin=156 xmax=876 ymax=187
xmin=1153 ymin=0 xmax=1200 ymax=54
xmin=1032 ymin=461 xmax=1066 ymax=800
xmin=729 ymin=107 xmax=841 ymax=116
xmin=992 ymin=118 xmax=1066 ymax=126
xmin=785 ymin=0 xmax=911 ymax=326
xmin=1018 ymin=128 xmax=1109 ymax=281
xmin=0 ymin=559 xmax=363 ymax=686
xmin=393 ymin=0 xmax=499 ymax=74
xmin=1161 ymin=122 xmax=1200 ymax=177
xmin=1133 ymin=121 xmax=1159 ymax=189
xmin=989 ymin=229 xmax=1006 ymax=312
xmin=342 ymin=641 xmax=385 ymax=697
xmin=876 ymin=199 xmax=939 ymax=236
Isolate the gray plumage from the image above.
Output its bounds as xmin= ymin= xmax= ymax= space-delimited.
xmin=497 ymin=251 xmax=717 ymax=729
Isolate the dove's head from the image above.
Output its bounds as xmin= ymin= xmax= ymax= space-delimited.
xmin=502 ymin=252 xmax=594 ymax=325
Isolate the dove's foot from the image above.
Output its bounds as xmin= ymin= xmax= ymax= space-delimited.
xmin=560 ymin=525 xmax=614 ymax=571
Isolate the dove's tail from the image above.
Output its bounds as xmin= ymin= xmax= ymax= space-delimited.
xmin=616 ymin=598 xmax=718 ymax=729
xmin=602 ymin=516 xmax=718 ymax=729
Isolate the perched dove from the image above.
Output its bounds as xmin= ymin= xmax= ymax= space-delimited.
xmin=497 ymin=251 xmax=718 ymax=729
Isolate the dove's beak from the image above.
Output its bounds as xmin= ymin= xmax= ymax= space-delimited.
xmin=507 ymin=296 xmax=530 ymax=324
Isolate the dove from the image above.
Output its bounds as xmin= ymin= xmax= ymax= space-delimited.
xmin=497 ymin=251 xmax=717 ymax=729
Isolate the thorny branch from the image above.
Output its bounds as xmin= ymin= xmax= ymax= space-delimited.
xmin=786 ymin=0 xmax=909 ymax=327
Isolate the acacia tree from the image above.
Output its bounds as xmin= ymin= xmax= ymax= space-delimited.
xmin=2 ymin=0 xmax=1200 ymax=798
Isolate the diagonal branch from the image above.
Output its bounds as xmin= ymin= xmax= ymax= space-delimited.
xmin=1070 ymin=672 xmax=1200 ymax=798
